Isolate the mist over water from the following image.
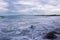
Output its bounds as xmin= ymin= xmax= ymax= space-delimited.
xmin=0 ymin=16 xmax=60 ymax=40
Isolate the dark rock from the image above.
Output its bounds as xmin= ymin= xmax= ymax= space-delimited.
xmin=30 ymin=25 xmax=35 ymax=29
xmin=43 ymin=31 xmax=58 ymax=40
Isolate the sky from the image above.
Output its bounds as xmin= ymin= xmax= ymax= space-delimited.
xmin=0 ymin=0 xmax=60 ymax=16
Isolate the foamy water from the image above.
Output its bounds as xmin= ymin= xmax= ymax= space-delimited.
xmin=0 ymin=16 xmax=60 ymax=40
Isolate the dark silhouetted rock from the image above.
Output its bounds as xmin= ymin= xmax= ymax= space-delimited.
xmin=43 ymin=31 xmax=59 ymax=40
xmin=30 ymin=25 xmax=35 ymax=29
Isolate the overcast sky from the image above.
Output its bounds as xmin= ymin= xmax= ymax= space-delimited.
xmin=0 ymin=0 xmax=60 ymax=16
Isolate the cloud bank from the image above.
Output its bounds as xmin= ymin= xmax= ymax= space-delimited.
xmin=0 ymin=0 xmax=60 ymax=15
xmin=0 ymin=0 xmax=8 ymax=12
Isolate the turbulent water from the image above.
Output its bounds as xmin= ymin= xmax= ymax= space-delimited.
xmin=0 ymin=16 xmax=60 ymax=40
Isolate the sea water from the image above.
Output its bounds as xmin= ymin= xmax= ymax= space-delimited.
xmin=0 ymin=16 xmax=60 ymax=40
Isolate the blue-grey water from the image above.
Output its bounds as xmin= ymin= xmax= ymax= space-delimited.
xmin=0 ymin=16 xmax=60 ymax=40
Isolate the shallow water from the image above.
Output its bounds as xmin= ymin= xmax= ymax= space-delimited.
xmin=0 ymin=16 xmax=60 ymax=40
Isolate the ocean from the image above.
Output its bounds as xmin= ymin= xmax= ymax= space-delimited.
xmin=0 ymin=16 xmax=60 ymax=40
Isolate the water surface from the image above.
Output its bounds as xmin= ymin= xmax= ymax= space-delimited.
xmin=0 ymin=16 xmax=60 ymax=40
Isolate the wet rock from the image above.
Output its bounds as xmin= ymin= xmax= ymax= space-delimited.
xmin=30 ymin=25 xmax=35 ymax=29
xmin=43 ymin=31 xmax=58 ymax=40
